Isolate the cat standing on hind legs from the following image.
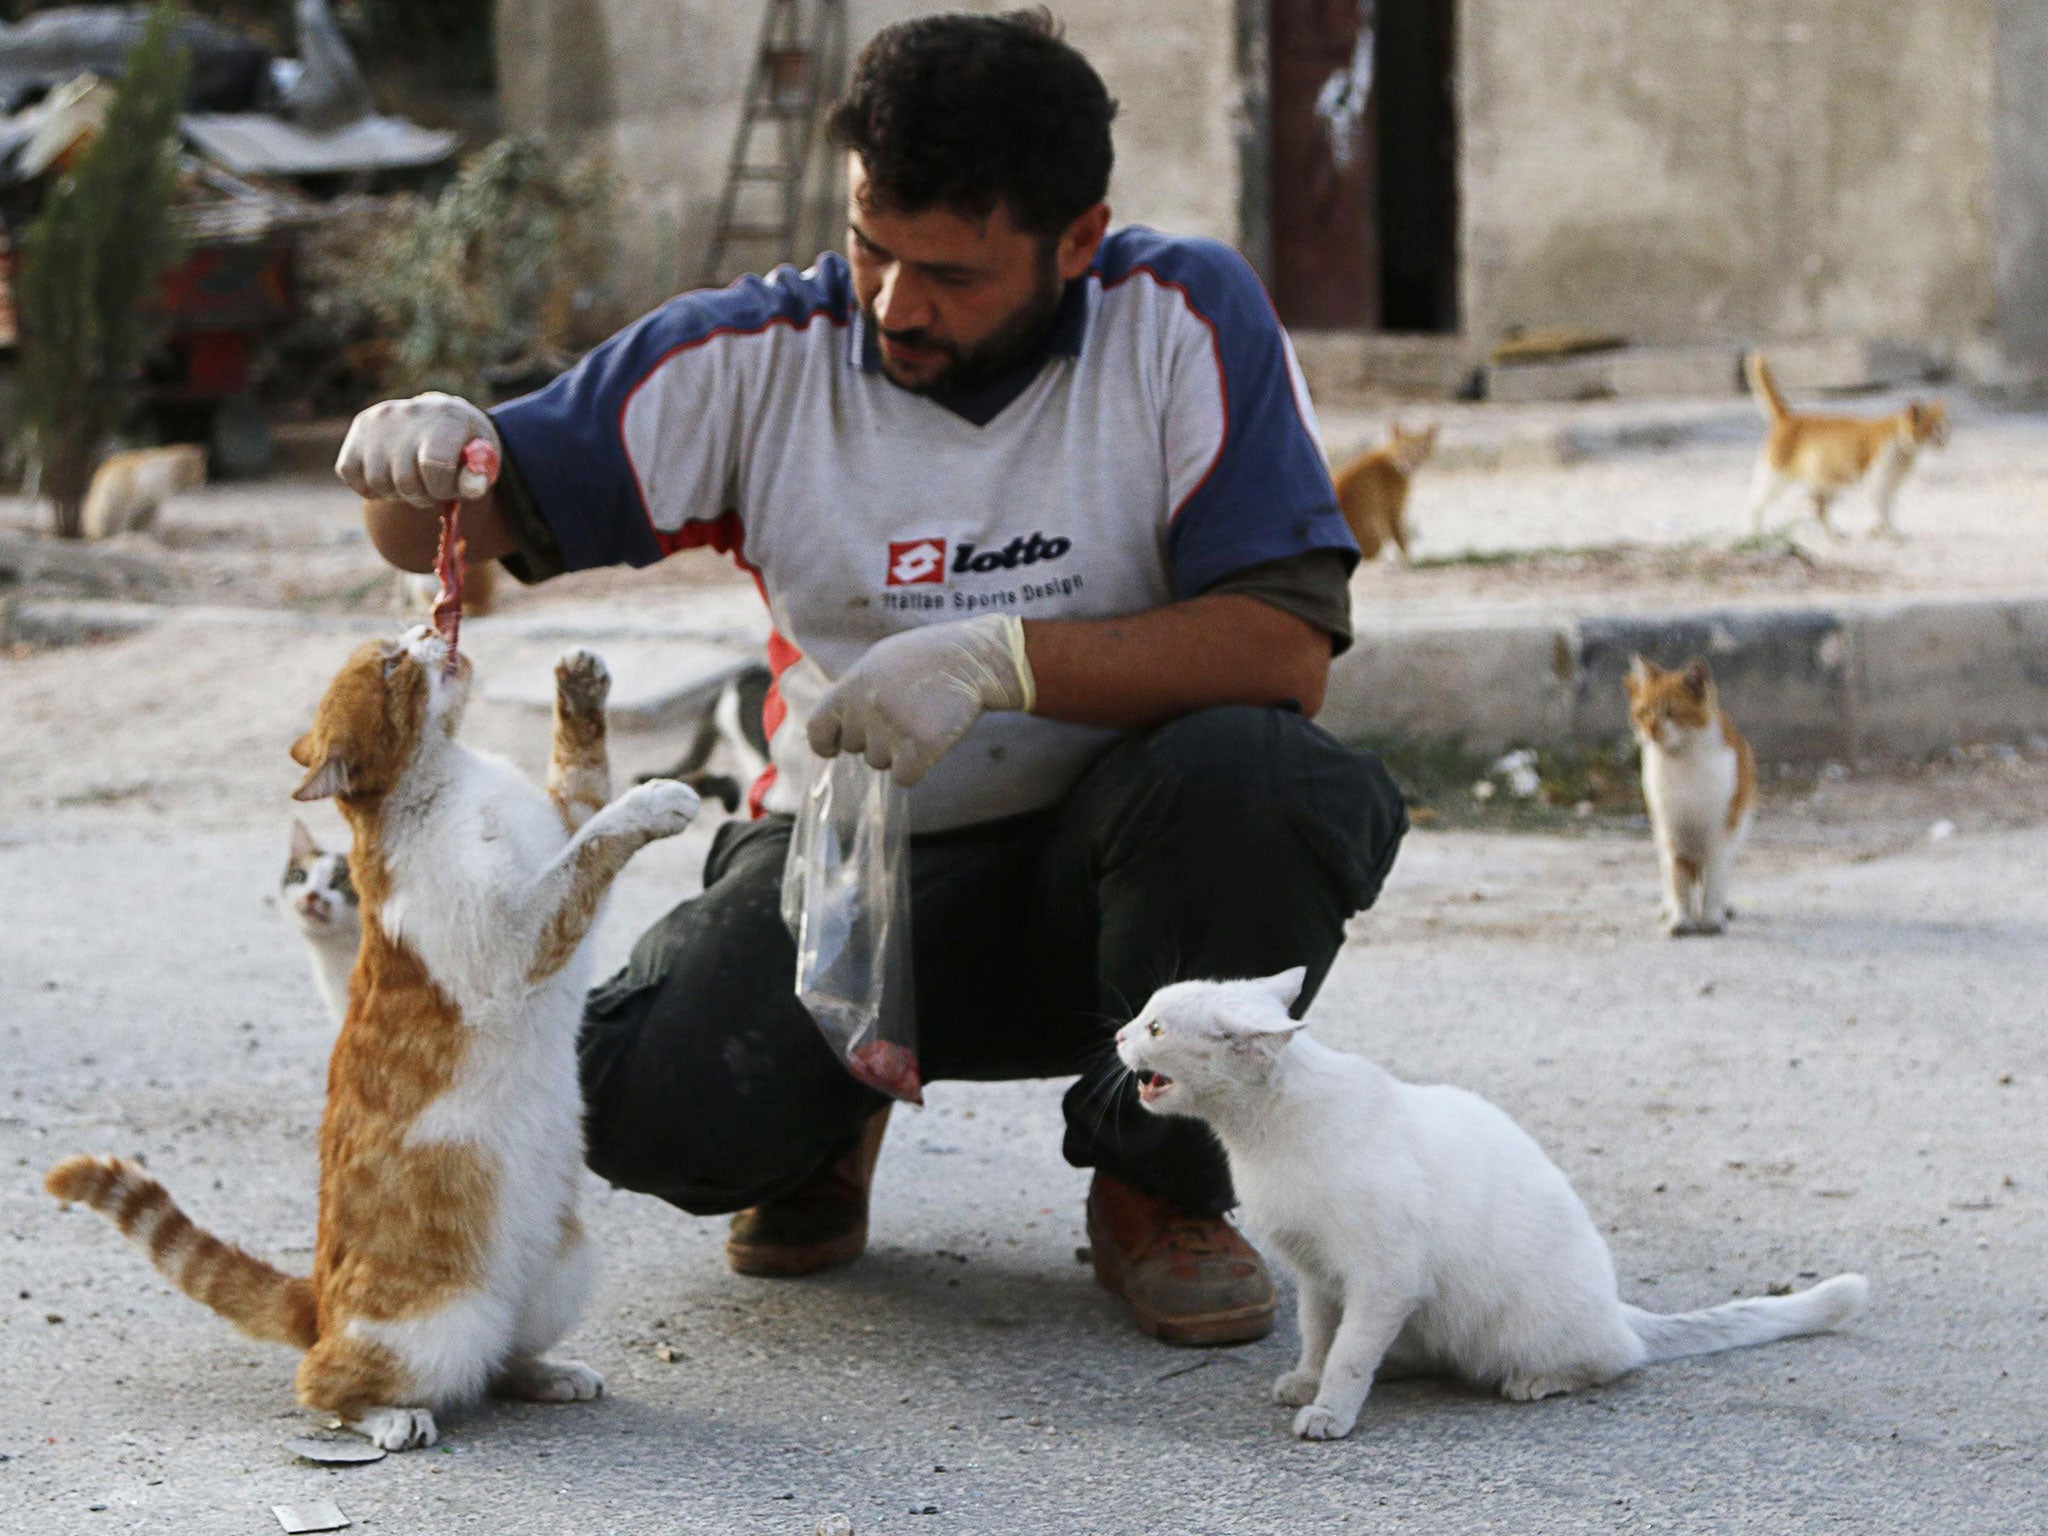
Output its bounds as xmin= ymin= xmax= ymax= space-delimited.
xmin=1626 ymin=655 xmax=1755 ymax=936
xmin=48 ymin=631 xmax=700 ymax=1449
xmin=1116 ymin=971 xmax=1869 ymax=1442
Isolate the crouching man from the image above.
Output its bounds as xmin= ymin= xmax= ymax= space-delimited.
xmin=341 ymin=10 xmax=1406 ymax=1346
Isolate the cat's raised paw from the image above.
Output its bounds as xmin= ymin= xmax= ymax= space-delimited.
xmin=616 ymin=778 xmax=701 ymax=837
xmin=554 ymin=649 xmax=612 ymax=716
xmin=1272 ymin=1369 xmax=1322 ymax=1407
xmin=1292 ymin=1404 xmax=1355 ymax=1441
xmin=355 ymin=1406 xmax=438 ymax=1451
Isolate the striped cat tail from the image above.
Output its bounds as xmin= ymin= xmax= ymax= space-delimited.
xmin=46 ymin=1155 xmax=317 ymax=1349
xmin=1745 ymin=350 xmax=1790 ymax=424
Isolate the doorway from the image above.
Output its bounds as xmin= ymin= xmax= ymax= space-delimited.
xmin=1268 ymin=0 xmax=1458 ymax=332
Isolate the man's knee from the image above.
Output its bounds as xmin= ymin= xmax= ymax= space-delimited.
xmin=1127 ymin=706 xmax=1408 ymax=908
xmin=576 ymin=818 xmax=876 ymax=1213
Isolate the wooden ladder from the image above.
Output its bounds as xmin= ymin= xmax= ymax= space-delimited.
xmin=700 ymin=0 xmax=846 ymax=287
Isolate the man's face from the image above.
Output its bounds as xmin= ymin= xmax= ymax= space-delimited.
xmin=846 ymin=155 xmax=1108 ymax=394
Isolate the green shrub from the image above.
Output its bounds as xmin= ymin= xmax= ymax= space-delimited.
xmin=16 ymin=5 xmax=189 ymax=538
xmin=344 ymin=135 xmax=613 ymax=402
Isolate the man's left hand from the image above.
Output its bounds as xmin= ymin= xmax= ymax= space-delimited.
xmin=809 ymin=615 xmax=1036 ymax=787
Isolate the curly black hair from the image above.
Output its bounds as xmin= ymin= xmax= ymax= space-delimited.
xmin=828 ymin=8 xmax=1117 ymax=241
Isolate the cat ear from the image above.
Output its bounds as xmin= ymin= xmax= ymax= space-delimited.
xmin=1681 ymin=658 xmax=1713 ymax=699
xmin=1254 ymin=967 xmax=1307 ymax=1014
xmin=1626 ymin=654 xmax=1652 ymax=695
xmin=289 ymin=817 xmax=319 ymax=861
xmin=292 ymin=754 xmax=352 ymax=802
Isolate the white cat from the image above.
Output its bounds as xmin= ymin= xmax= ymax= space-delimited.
xmin=1117 ymin=971 xmax=1868 ymax=1442
xmin=282 ymin=817 xmax=361 ymax=1025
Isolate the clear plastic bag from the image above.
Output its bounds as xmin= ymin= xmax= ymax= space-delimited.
xmin=780 ymin=755 xmax=922 ymax=1103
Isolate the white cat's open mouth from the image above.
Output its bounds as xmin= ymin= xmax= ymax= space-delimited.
xmin=1136 ymin=1069 xmax=1173 ymax=1103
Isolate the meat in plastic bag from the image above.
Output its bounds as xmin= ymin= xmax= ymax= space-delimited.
xmin=779 ymin=755 xmax=921 ymax=1103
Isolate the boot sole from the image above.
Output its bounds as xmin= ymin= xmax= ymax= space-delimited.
xmin=725 ymin=1223 xmax=867 ymax=1278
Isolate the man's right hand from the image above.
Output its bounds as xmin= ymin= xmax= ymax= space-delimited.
xmin=336 ymin=393 xmax=501 ymax=508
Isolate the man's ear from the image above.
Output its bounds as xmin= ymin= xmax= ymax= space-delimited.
xmin=1255 ymin=967 xmax=1308 ymax=1015
xmin=1056 ymin=202 xmax=1111 ymax=281
xmin=292 ymin=752 xmax=352 ymax=803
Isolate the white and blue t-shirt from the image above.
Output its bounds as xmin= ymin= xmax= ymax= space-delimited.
xmin=491 ymin=226 xmax=1355 ymax=833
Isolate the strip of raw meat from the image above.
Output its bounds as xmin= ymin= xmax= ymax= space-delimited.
xmin=431 ymin=440 xmax=501 ymax=673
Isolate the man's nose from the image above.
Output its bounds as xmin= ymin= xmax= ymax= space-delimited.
xmin=874 ymin=265 xmax=931 ymax=332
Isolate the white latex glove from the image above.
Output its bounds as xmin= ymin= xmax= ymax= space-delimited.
xmin=808 ymin=614 xmax=1037 ymax=787
xmin=335 ymin=392 xmax=501 ymax=507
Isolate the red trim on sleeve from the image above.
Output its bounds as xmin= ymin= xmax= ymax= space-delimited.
xmin=1100 ymin=266 xmax=1229 ymax=525
xmin=748 ymin=624 xmax=805 ymax=819
xmin=615 ymin=310 xmax=849 ymax=555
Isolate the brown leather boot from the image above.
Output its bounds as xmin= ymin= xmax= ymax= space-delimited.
xmin=1086 ymin=1172 xmax=1275 ymax=1346
xmin=726 ymin=1108 xmax=890 ymax=1277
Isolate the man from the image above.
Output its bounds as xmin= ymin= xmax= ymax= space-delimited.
xmin=341 ymin=10 xmax=1406 ymax=1347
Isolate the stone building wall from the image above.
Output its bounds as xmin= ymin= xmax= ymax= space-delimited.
xmin=499 ymin=0 xmax=2048 ymax=374
xmin=496 ymin=0 xmax=1245 ymax=313
xmin=1457 ymin=0 xmax=1999 ymax=353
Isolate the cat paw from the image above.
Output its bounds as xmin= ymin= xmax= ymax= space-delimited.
xmin=614 ymin=778 xmax=701 ymax=838
xmin=1272 ymin=1369 xmax=1322 ymax=1407
xmin=354 ymin=1406 xmax=438 ymax=1451
xmin=495 ymin=1357 xmax=605 ymax=1403
xmin=554 ymin=648 xmax=611 ymax=716
xmin=1292 ymin=1403 xmax=1356 ymax=1441
xmin=1500 ymin=1373 xmax=1576 ymax=1402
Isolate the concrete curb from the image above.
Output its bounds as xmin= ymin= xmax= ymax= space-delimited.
xmin=1317 ymin=401 xmax=1761 ymax=474
xmin=11 ymin=592 xmax=2048 ymax=763
xmin=1325 ymin=593 xmax=2048 ymax=762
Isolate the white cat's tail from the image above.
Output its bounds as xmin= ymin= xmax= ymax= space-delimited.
xmin=1624 ymin=1273 xmax=1868 ymax=1364
xmin=46 ymin=1155 xmax=318 ymax=1350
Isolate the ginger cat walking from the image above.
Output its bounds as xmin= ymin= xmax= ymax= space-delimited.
xmin=1625 ymin=656 xmax=1755 ymax=937
xmin=1333 ymin=422 xmax=1438 ymax=562
xmin=1743 ymin=350 xmax=1948 ymax=538
xmin=48 ymin=630 xmax=699 ymax=1449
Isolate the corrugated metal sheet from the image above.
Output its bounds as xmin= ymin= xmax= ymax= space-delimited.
xmin=180 ymin=113 xmax=456 ymax=177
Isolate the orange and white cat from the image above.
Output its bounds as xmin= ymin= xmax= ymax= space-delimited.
xmin=47 ymin=628 xmax=700 ymax=1450
xmin=80 ymin=443 xmax=207 ymax=540
xmin=1743 ymin=351 xmax=1949 ymax=539
xmin=1625 ymin=656 xmax=1755 ymax=938
xmin=1334 ymin=422 xmax=1438 ymax=562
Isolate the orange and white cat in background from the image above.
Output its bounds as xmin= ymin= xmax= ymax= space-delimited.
xmin=1625 ymin=656 xmax=1755 ymax=937
xmin=1743 ymin=350 xmax=1949 ymax=539
xmin=1333 ymin=421 xmax=1438 ymax=562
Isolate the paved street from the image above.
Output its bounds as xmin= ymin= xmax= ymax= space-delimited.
xmin=3 ymin=769 xmax=2042 ymax=1533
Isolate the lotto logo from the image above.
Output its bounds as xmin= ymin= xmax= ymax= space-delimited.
xmin=886 ymin=538 xmax=948 ymax=586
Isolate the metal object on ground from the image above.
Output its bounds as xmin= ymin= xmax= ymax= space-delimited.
xmin=272 ymin=1502 xmax=352 ymax=1534
xmin=285 ymin=1432 xmax=386 ymax=1466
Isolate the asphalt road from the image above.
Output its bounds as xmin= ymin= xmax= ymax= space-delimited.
xmin=2 ymin=805 xmax=2043 ymax=1535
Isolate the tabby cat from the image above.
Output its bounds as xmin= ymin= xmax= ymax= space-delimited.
xmin=49 ymin=630 xmax=699 ymax=1449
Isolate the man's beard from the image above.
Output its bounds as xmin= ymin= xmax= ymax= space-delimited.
xmin=865 ymin=253 xmax=1065 ymax=396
